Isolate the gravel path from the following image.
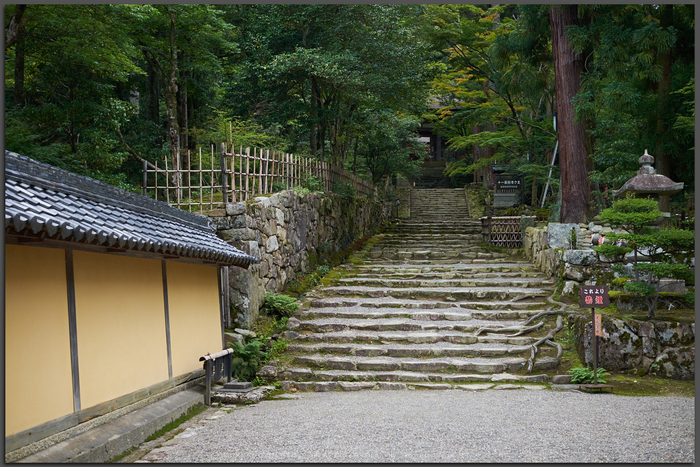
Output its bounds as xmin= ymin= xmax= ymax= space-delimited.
xmin=144 ymin=390 xmax=694 ymax=463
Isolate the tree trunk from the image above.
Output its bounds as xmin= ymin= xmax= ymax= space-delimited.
xmin=310 ymin=76 xmax=320 ymax=158
xmin=550 ymin=5 xmax=592 ymax=223
xmin=163 ymin=7 xmax=181 ymax=196
xmin=655 ymin=4 xmax=673 ymax=212
xmin=5 ymin=5 xmax=27 ymax=51
xmin=13 ymin=15 xmax=26 ymax=107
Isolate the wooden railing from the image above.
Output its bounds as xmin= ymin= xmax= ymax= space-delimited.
xmin=143 ymin=144 xmax=376 ymax=212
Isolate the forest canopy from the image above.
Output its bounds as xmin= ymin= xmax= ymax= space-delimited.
xmin=4 ymin=4 xmax=694 ymax=220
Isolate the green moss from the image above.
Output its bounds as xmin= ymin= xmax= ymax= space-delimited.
xmin=144 ymin=403 xmax=207 ymax=443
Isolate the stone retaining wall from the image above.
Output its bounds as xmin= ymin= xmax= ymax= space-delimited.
xmin=210 ymin=190 xmax=390 ymax=328
xmin=524 ymin=223 xmax=694 ymax=380
xmin=570 ymin=313 xmax=695 ymax=380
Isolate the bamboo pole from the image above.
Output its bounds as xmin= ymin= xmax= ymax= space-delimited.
xmin=230 ymin=147 xmax=236 ymax=203
xmin=264 ymin=149 xmax=270 ymax=194
xmin=245 ymin=147 xmax=250 ymax=201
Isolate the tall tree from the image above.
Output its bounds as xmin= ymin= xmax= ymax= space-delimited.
xmin=550 ymin=5 xmax=592 ymax=223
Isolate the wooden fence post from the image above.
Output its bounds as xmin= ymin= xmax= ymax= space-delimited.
xmin=220 ymin=143 xmax=228 ymax=204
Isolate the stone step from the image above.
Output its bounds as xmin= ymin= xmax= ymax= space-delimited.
xmin=321 ymin=286 xmax=552 ymax=301
xmin=354 ymin=263 xmax=538 ymax=273
xmin=287 ymin=329 xmax=541 ymax=346
xmin=294 ymin=316 xmax=535 ymax=333
xmin=306 ymin=297 xmax=550 ymax=311
xmin=335 ymin=278 xmax=555 ymax=288
xmin=359 ymin=258 xmax=522 ymax=266
xmin=344 ymin=271 xmax=549 ymax=280
xmin=287 ymin=342 xmax=538 ymax=358
xmin=365 ymin=251 xmax=509 ymax=261
xmin=298 ymin=307 xmax=546 ymax=321
xmin=278 ymin=368 xmax=549 ymax=384
xmin=289 ymin=354 xmax=558 ymax=374
xmin=283 ymin=380 xmax=549 ymax=392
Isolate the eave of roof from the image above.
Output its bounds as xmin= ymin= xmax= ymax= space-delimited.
xmin=4 ymin=151 xmax=259 ymax=268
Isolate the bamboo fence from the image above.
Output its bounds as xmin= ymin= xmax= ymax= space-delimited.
xmin=144 ymin=144 xmax=376 ymax=212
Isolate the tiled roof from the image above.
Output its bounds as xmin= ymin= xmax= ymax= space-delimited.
xmin=4 ymin=151 xmax=258 ymax=267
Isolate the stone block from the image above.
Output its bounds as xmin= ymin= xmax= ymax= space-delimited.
xmin=547 ymin=223 xmax=581 ymax=249
xmin=265 ymin=235 xmax=279 ymax=253
xmin=551 ymin=375 xmax=572 ymax=384
xmin=226 ymin=202 xmax=246 ymax=216
xmin=456 ymin=383 xmax=494 ymax=391
xmin=658 ymin=279 xmax=687 ymax=294
xmin=377 ymin=382 xmax=407 ymax=390
xmin=565 ymin=265 xmax=585 ymax=282
xmin=563 ymin=249 xmax=598 ymax=266
xmin=338 ymin=381 xmax=376 ymax=391
xmin=313 ymin=382 xmax=337 ymax=392
xmin=224 ymin=332 xmax=244 ymax=347
xmin=207 ymin=209 xmax=226 ymax=217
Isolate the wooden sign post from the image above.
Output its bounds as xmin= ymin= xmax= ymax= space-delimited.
xmin=579 ymin=285 xmax=609 ymax=384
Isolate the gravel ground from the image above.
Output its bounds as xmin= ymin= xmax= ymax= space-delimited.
xmin=145 ymin=390 xmax=694 ymax=463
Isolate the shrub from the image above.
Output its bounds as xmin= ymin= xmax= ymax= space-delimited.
xmin=229 ymin=340 xmax=266 ymax=382
xmin=568 ymin=365 xmax=610 ymax=384
xmin=595 ymin=196 xmax=694 ymax=318
xmin=262 ymin=293 xmax=298 ymax=318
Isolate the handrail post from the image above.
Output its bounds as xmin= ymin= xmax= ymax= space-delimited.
xmin=204 ymin=359 xmax=212 ymax=406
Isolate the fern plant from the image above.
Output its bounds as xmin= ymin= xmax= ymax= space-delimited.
xmin=229 ymin=340 xmax=266 ymax=382
xmin=262 ymin=293 xmax=298 ymax=318
xmin=568 ymin=365 xmax=610 ymax=384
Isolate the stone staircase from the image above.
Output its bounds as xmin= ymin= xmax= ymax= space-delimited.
xmin=270 ymin=190 xmax=565 ymax=392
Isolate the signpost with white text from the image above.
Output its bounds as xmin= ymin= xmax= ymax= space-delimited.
xmin=579 ymin=286 xmax=610 ymax=385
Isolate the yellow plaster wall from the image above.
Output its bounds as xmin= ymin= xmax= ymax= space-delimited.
xmin=166 ymin=262 xmax=222 ymax=377
xmin=5 ymin=245 xmax=74 ymax=436
xmin=73 ymin=252 xmax=169 ymax=409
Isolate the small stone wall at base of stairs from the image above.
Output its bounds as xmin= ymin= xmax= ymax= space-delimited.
xmin=570 ymin=313 xmax=694 ymax=380
xmin=210 ymin=190 xmax=390 ymax=328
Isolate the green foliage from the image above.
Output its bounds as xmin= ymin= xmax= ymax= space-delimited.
xmin=261 ymin=293 xmax=298 ymax=318
xmin=332 ymin=182 xmax=356 ymax=200
xmin=569 ymin=365 xmax=611 ymax=384
xmin=595 ymin=197 xmax=695 ymax=318
xmin=595 ymin=243 xmax=632 ymax=261
xmin=302 ymin=175 xmax=324 ymax=192
xmin=229 ymin=340 xmax=266 ymax=382
xmin=598 ymin=198 xmax=662 ymax=233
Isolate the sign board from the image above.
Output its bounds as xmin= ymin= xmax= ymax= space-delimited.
xmin=579 ymin=285 xmax=610 ymax=308
xmin=493 ymin=174 xmax=523 ymax=208
xmin=594 ymin=313 xmax=603 ymax=336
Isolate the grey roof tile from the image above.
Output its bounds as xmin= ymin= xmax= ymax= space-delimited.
xmin=5 ymin=150 xmax=258 ymax=267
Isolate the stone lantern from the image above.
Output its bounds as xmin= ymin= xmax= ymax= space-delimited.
xmin=612 ymin=149 xmax=684 ymax=218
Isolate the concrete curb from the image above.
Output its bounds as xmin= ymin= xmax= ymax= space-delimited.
xmin=16 ymin=387 xmax=204 ymax=463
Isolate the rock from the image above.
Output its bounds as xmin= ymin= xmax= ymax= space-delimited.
xmin=313 ymin=382 xmax=337 ymax=392
xmin=650 ymin=345 xmax=695 ymax=381
xmin=658 ymin=279 xmax=687 ymax=294
xmin=563 ymin=249 xmax=598 ymax=266
xmin=285 ymin=317 xmax=301 ymax=330
xmin=551 ymin=375 xmax=573 ymax=384
xmin=493 ymin=384 xmax=522 ymax=390
xmin=234 ymin=328 xmax=257 ymax=339
xmin=265 ymin=235 xmax=279 ymax=253
xmin=562 ymin=281 xmax=578 ymax=296
xmin=256 ymin=365 xmax=277 ymax=377
xmin=456 ymin=383 xmax=494 ymax=391
xmin=207 ymin=209 xmax=226 ymax=217
xmin=224 ymin=332 xmax=244 ymax=347
xmin=547 ymin=223 xmax=581 ymax=249
xmin=377 ymin=382 xmax=407 ymax=390
xmin=490 ymin=373 xmax=520 ymax=383
xmin=564 ymin=265 xmax=585 ymax=282
xmin=226 ymin=202 xmax=246 ymax=216
xmin=338 ymin=381 xmax=376 ymax=391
